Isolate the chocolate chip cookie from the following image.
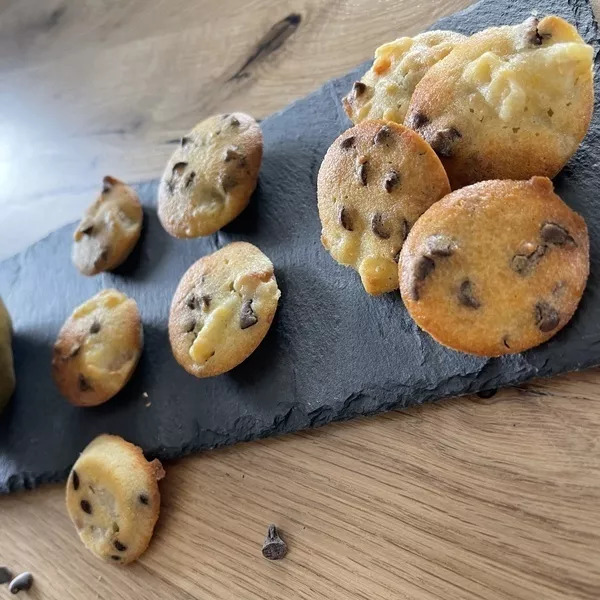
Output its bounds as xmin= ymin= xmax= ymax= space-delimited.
xmin=343 ymin=30 xmax=466 ymax=125
xmin=66 ymin=434 xmax=164 ymax=565
xmin=318 ymin=120 xmax=450 ymax=295
xmin=399 ymin=177 xmax=589 ymax=356
xmin=158 ymin=113 xmax=263 ymax=238
xmin=72 ymin=176 xmax=143 ymax=276
xmin=169 ymin=242 xmax=280 ymax=377
xmin=52 ymin=289 xmax=143 ymax=406
xmin=0 ymin=298 xmax=15 ymax=414
xmin=405 ymin=16 xmax=594 ymax=189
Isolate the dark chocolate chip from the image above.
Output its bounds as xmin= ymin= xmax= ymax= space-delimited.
xmin=407 ymin=111 xmax=429 ymax=130
xmin=356 ymin=161 xmax=368 ymax=186
xmin=139 ymin=494 xmax=149 ymax=505
xmin=429 ymin=127 xmax=462 ymax=157
xmin=373 ymin=125 xmax=392 ymax=145
xmin=224 ymin=147 xmax=241 ymax=162
xmin=72 ymin=470 xmax=80 ymax=491
xmin=540 ymin=222 xmax=574 ymax=246
xmin=185 ymin=171 xmax=196 ymax=188
xmin=511 ymin=244 xmax=546 ymax=276
xmin=458 ymin=279 xmax=481 ymax=309
xmin=181 ymin=136 xmax=192 ymax=147
xmin=111 ymin=556 xmax=121 ymax=561
xmin=340 ymin=136 xmax=355 ymax=149
xmin=114 ymin=540 xmax=127 ymax=552
xmin=221 ymin=173 xmax=238 ymax=192
xmin=400 ymin=219 xmax=409 ymax=241
xmin=339 ymin=206 xmax=354 ymax=231
xmin=202 ymin=295 xmax=211 ymax=309
xmin=425 ymin=235 xmax=455 ymax=257
xmin=186 ymin=295 xmax=199 ymax=310
xmin=0 ymin=567 xmax=12 ymax=585
xmin=90 ymin=320 xmax=101 ymax=334
xmin=78 ymin=374 xmax=92 ymax=392
xmin=352 ymin=81 xmax=367 ymax=97
xmin=503 ymin=337 xmax=511 ymax=349
xmin=535 ymin=302 xmax=560 ymax=333
xmin=384 ymin=170 xmax=400 ymax=193
xmin=371 ymin=213 xmax=390 ymax=239
xmin=414 ymin=256 xmax=435 ymax=281
xmin=172 ymin=162 xmax=188 ymax=175
xmin=262 ymin=524 xmax=287 ymax=560
xmin=80 ymin=499 xmax=92 ymax=514
xmin=240 ymin=299 xmax=258 ymax=330
xmin=525 ymin=17 xmax=550 ymax=45
xmin=229 ymin=116 xmax=240 ymax=127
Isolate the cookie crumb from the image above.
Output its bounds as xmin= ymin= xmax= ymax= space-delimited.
xmin=262 ymin=525 xmax=287 ymax=560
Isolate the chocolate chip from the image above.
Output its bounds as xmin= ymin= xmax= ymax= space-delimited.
xmin=262 ymin=524 xmax=287 ymax=560
xmin=186 ymin=295 xmax=199 ymax=310
xmin=183 ymin=318 xmax=196 ymax=333
xmin=477 ymin=388 xmax=497 ymax=399
xmin=373 ymin=125 xmax=392 ymax=145
xmin=139 ymin=494 xmax=149 ymax=505
xmin=535 ymin=302 xmax=560 ymax=333
xmin=181 ymin=136 xmax=192 ymax=147
xmin=400 ymin=219 xmax=409 ymax=241
xmin=371 ymin=213 xmax=390 ymax=239
xmin=102 ymin=176 xmax=116 ymax=194
xmin=112 ymin=522 xmax=120 ymax=533
xmin=340 ymin=136 xmax=355 ymax=150
xmin=540 ymin=222 xmax=574 ymax=246
xmin=384 ymin=170 xmax=400 ymax=193
xmin=111 ymin=556 xmax=121 ymax=561
xmin=202 ymin=295 xmax=211 ymax=309
xmin=352 ymin=81 xmax=367 ymax=97
xmin=80 ymin=499 xmax=92 ymax=514
xmin=503 ymin=337 xmax=511 ymax=349
xmin=229 ymin=116 xmax=240 ymax=127
xmin=407 ymin=111 xmax=429 ymax=130
xmin=185 ymin=171 xmax=196 ymax=188
xmin=8 ymin=573 xmax=33 ymax=594
xmin=425 ymin=235 xmax=455 ymax=257
xmin=339 ymin=206 xmax=354 ymax=231
xmin=458 ymin=279 xmax=481 ymax=309
xmin=72 ymin=470 xmax=79 ymax=491
xmin=429 ymin=127 xmax=462 ymax=157
xmin=0 ymin=567 xmax=12 ymax=585
xmin=221 ymin=173 xmax=238 ymax=192
xmin=525 ymin=17 xmax=550 ymax=45
xmin=89 ymin=320 xmax=101 ymax=334
xmin=415 ymin=256 xmax=435 ymax=281
xmin=80 ymin=223 xmax=94 ymax=236
xmin=356 ymin=160 xmax=368 ymax=186
xmin=172 ymin=162 xmax=188 ymax=176
xmin=224 ymin=147 xmax=241 ymax=162
xmin=78 ymin=374 xmax=92 ymax=392
xmin=240 ymin=299 xmax=258 ymax=329
xmin=511 ymin=244 xmax=546 ymax=276
xmin=114 ymin=540 xmax=127 ymax=552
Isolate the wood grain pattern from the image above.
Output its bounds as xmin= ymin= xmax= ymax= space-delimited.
xmin=1 ymin=1 xmax=600 ymax=599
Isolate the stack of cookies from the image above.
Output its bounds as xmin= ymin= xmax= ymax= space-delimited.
xmin=319 ymin=15 xmax=594 ymax=357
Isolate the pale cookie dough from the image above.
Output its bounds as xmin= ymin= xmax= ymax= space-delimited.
xmin=405 ymin=16 xmax=594 ymax=189
xmin=169 ymin=242 xmax=280 ymax=377
xmin=317 ymin=120 xmax=450 ymax=295
xmin=158 ymin=113 xmax=263 ymax=238
xmin=399 ymin=177 xmax=589 ymax=356
xmin=343 ymin=30 xmax=467 ymax=125
xmin=66 ymin=434 xmax=165 ymax=565
xmin=0 ymin=298 xmax=15 ymax=413
xmin=52 ymin=289 xmax=143 ymax=406
xmin=72 ymin=176 xmax=143 ymax=276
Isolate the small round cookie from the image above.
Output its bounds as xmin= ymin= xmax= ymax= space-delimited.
xmin=158 ymin=113 xmax=263 ymax=238
xmin=0 ymin=297 xmax=15 ymax=414
xmin=66 ymin=434 xmax=165 ymax=565
xmin=72 ymin=176 xmax=143 ymax=276
xmin=169 ymin=242 xmax=280 ymax=377
xmin=317 ymin=120 xmax=451 ymax=295
xmin=343 ymin=30 xmax=466 ymax=125
xmin=399 ymin=177 xmax=589 ymax=357
xmin=52 ymin=289 xmax=143 ymax=406
xmin=404 ymin=16 xmax=594 ymax=189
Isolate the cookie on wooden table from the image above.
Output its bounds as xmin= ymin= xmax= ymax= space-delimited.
xmin=404 ymin=16 xmax=594 ymax=189
xmin=0 ymin=298 xmax=15 ymax=414
xmin=72 ymin=176 xmax=143 ymax=276
xmin=52 ymin=289 xmax=143 ymax=406
xmin=317 ymin=120 xmax=450 ymax=295
xmin=169 ymin=242 xmax=280 ymax=377
xmin=399 ymin=177 xmax=589 ymax=357
xmin=343 ymin=30 xmax=467 ymax=125
xmin=66 ymin=434 xmax=165 ymax=565
xmin=158 ymin=113 xmax=263 ymax=238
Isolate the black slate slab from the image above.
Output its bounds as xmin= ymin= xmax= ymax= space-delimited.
xmin=1 ymin=0 xmax=599 ymax=493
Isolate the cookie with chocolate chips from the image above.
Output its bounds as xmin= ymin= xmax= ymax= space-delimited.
xmin=52 ymin=289 xmax=143 ymax=406
xmin=317 ymin=120 xmax=450 ymax=295
xmin=399 ymin=177 xmax=589 ymax=356
xmin=169 ymin=242 xmax=280 ymax=377
xmin=66 ymin=434 xmax=164 ymax=565
xmin=72 ymin=176 xmax=143 ymax=276
xmin=158 ymin=113 xmax=263 ymax=238
xmin=343 ymin=30 xmax=466 ymax=125
xmin=405 ymin=15 xmax=594 ymax=188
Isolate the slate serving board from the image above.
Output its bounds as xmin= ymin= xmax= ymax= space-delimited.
xmin=1 ymin=0 xmax=599 ymax=493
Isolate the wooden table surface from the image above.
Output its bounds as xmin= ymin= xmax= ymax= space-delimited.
xmin=1 ymin=1 xmax=600 ymax=598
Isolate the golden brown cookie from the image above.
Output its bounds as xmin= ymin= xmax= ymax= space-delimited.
xmin=405 ymin=16 xmax=594 ymax=188
xmin=169 ymin=242 xmax=280 ymax=377
xmin=52 ymin=289 xmax=143 ymax=406
xmin=0 ymin=297 xmax=15 ymax=414
xmin=317 ymin=120 xmax=450 ymax=295
xmin=343 ymin=30 xmax=467 ymax=125
xmin=158 ymin=113 xmax=263 ymax=238
xmin=66 ymin=434 xmax=164 ymax=565
xmin=72 ymin=176 xmax=142 ymax=276
xmin=399 ymin=177 xmax=589 ymax=356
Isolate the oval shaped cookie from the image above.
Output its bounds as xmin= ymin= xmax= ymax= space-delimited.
xmin=318 ymin=120 xmax=450 ymax=295
xmin=169 ymin=242 xmax=280 ymax=377
xmin=399 ymin=177 xmax=589 ymax=356
xmin=66 ymin=434 xmax=165 ymax=565
xmin=158 ymin=113 xmax=263 ymax=238
xmin=72 ymin=176 xmax=142 ymax=276
xmin=404 ymin=16 xmax=594 ymax=189
xmin=343 ymin=30 xmax=467 ymax=125
xmin=0 ymin=298 xmax=15 ymax=414
xmin=52 ymin=289 xmax=143 ymax=406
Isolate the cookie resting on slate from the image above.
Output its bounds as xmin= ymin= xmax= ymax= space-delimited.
xmin=169 ymin=242 xmax=280 ymax=377
xmin=52 ymin=289 xmax=143 ymax=406
xmin=0 ymin=297 xmax=15 ymax=414
xmin=158 ymin=112 xmax=263 ymax=238
xmin=66 ymin=434 xmax=165 ymax=565
xmin=399 ymin=177 xmax=589 ymax=356
xmin=318 ymin=120 xmax=450 ymax=295
xmin=72 ymin=176 xmax=143 ymax=276
xmin=405 ymin=15 xmax=595 ymax=189
xmin=343 ymin=30 xmax=467 ymax=125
